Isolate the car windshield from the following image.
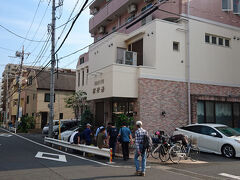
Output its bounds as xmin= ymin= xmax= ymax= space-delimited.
xmin=216 ymin=126 xmax=240 ymax=137
xmin=69 ymin=126 xmax=79 ymax=131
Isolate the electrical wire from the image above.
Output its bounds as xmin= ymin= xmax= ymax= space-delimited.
xmin=55 ymin=0 xmax=89 ymax=54
xmin=25 ymin=0 xmax=51 ymax=51
xmin=0 ymin=24 xmax=48 ymax=42
xmin=56 ymin=0 xmax=81 ymax=45
xmin=21 ymin=0 xmax=42 ymax=46
xmin=55 ymin=0 xmax=94 ymax=29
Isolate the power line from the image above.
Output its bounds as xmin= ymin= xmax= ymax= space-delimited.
xmin=55 ymin=0 xmax=89 ymax=54
xmin=25 ymin=0 xmax=51 ymax=51
xmin=56 ymin=0 xmax=81 ymax=45
xmin=0 ymin=46 xmax=15 ymax=52
xmin=21 ymin=0 xmax=42 ymax=46
xmin=0 ymin=24 xmax=48 ymax=42
xmin=55 ymin=0 xmax=94 ymax=29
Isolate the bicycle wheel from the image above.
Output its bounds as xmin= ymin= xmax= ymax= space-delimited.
xmin=159 ymin=144 xmax=170 ymax=162
xmin=151 ymin=145 xmax=160 ymax=159
xmin=169 ymin=144 xmax=182 ymax=164
xmin=189 ymin=146 xmax=200 ymax=162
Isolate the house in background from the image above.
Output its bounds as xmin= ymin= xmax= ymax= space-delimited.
xmin=76 ymin=0 xmax=240 ymax=133
xmin=24 ymin=69 xmax=76 ymax=129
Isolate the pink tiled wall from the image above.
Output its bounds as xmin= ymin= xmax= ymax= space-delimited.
xmin=138 ymin=78 xmax=240 ymax=135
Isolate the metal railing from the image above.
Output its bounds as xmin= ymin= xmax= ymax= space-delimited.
xmin=44 ymin=137 xmax=112 ymax=161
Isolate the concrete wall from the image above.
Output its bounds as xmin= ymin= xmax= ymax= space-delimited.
xmin=189 ymin=20 xmax=240 ymax=86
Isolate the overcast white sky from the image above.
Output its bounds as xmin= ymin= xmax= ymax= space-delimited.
xmin=0 ymin=0 xmax=92 ymax=78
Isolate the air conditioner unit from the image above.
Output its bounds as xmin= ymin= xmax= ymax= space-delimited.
xmin=144 ymin=0 xmax=153 ymax=3
xmin=98 ymin=26 xmax=105 ymax=34
xmin=90 ymin=7 xmax=99 ymax=15
xmin=128 ymin=4 xmax=137 ymax=14
xmin=124 ymin=51 xmax=137 ymax=65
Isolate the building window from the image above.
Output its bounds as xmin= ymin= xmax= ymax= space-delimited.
xmin=225 ymin=39 xmax=230 ymax=47
xmin=86 ymin=67 xmax=89 ymax=85
xmin=197 ymin=101 xmax=240 ymax=128
xmin=205 ymin=33 xmax=230 ymax=48
xmin=80 ymin=57 xmax=84 ymax=64
xmin=44 ymin=93 xmax=55 ymax=102
xmin=212 ymin=36 xmax=217 ymax=44
xmin=173 ymin=41 xmax=179 ymax=51
xmin=27 ymin=96 xmax=29 ymax=104
xmin=222 ymin=0 xmax=233 ymax=11
xmin=27 ymin=76 xmax=32 ymax=86
xmin=205 ymin=34 xmax=210 ymax=43
xmin=82 ymin=70 xmax=84 ymax=86
xmin=219 ymin=37 xmax=223 ymax=46
xmin=78 ymin=72 xmax=80 ymax=87
xmin=233 ymin=0 xmax=240 ymax=14
xmin=44 ymin=93 xmax=50 ymax=102
xmin=141 ymin=3 xmax=153 ymax=12
xmin=59 ymin=113 xmax=63 ymax=119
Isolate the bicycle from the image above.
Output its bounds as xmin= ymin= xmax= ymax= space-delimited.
xmin=169 ymin=136 xmax=200 ymax=164
xmin=147 ymin=131 xmax=171 ymax=162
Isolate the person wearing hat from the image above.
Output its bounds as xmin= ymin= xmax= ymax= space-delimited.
xmin=134 ymin=121 xmax=147 ymax=177
xmin=82 ymin=123 xmax=92 ymax=145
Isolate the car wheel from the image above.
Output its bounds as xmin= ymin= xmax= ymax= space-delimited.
xmin=222 ymin=145 xmax=235 ymax=158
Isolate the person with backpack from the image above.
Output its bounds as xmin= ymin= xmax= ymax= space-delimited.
xmin=108 ymin=123 xmax=118 ymax=159
xmin=134 ymin=121 xmax=149 ymax=177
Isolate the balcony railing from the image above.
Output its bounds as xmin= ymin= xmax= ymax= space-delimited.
xmin=89 ymin=0 xmax=129 ymax=32
xmin=116 ymin=48 xmax=137 ymax=66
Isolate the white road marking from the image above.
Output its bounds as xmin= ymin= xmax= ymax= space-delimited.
xmin=0 ymin=133 xmax=12 ymax=137
xmin=0 ymin=128 xmax=113 ymax=167
xmin=35 ymin=152 xmax=67 ymax=162
xmin=219 ymin=173 xmax=240 ymax=180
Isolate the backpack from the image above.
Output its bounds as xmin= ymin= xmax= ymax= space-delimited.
xmin=110 ymin=128 xmax=118 ymax=140
xmin=142 ymin=132 xmax=153 ymax=150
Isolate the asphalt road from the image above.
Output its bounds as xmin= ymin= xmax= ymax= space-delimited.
xmin=1 ymin=128 xmax=240 ymax=180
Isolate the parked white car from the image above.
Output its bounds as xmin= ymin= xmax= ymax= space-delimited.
xmin=173 ymin=123 xmax=240 ymax=158
xmin=59 ymin=126 xmax=79 ymax=141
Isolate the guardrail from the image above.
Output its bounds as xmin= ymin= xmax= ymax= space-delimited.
xmin=44 ymin=137 xmax=113 ymax=163
xmin=9 ymin=127 xmax=16 ymax=133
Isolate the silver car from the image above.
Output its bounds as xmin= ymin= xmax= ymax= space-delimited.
xmin=174 ymin=123 xmax=240 ymax=158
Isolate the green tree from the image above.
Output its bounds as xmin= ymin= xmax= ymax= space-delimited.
xmin=65 ymin=90 xmax=87 ymax=120
xmin=115 ymin=114 xmax=134 ymax=130
xmin=79 ymin=108 xmax=94 ymax=131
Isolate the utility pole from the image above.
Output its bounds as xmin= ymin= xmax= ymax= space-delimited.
xmin=48 ymin=0 xmax=56 ymax=138
xmin=16 ymin=46 xmax=25 ymax=132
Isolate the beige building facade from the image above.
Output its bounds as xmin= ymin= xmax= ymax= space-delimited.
xmin=77 ymin=0 xmax=240 ymax=133
xmin=24 ymin=69 xmax=76 ymax=129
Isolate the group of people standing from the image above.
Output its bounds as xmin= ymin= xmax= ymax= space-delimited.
xmin=69 ymin=121 xmax=148 ymax=176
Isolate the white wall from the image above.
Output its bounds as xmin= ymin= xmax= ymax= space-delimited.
xmin=190 ymin=20 xmax=240 ymax=86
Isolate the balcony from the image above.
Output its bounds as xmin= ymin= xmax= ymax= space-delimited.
xmin=89 ymin=0 xmax=142 ymax=33
xmin=86 ymin=64 xmax=138 ymax=101
xmin=116 ymin=48 xmax=137 ymax=66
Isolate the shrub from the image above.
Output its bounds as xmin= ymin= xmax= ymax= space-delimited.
xmin=18 ymin=116 xmax=35 ymax=133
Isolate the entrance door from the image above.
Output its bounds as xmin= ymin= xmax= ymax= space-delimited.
xmin=41 ymin=112 xmax=48 ymax=129
xmin=95 ymin=102 xmax=104 ymax=127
